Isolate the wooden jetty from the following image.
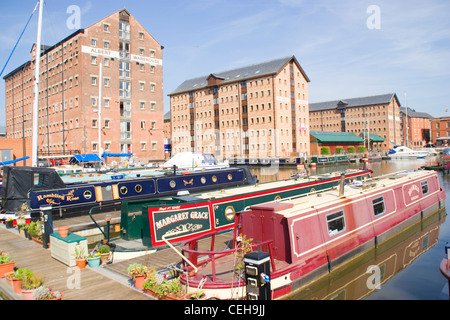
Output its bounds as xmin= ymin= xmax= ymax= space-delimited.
xmin=0 ymin=226 xmax=149 ymax=300
xmin=0 ymin=218 xmax=233 ymax=300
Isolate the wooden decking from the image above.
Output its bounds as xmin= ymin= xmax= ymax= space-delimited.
xmin=0 ymin=226 xmax=148 ymax=300
xmin=103 ymin=232 xmax=235 ymax=278
xmin=0 ymin=223 xmax=235 ymax=300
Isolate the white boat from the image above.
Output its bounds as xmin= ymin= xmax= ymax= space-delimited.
xmin=388 ymin=146 xmax=430 ymax=159
xmin=162 ymin=152 xmax=229 ymax=170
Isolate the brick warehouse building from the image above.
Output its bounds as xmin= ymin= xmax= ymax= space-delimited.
xmin=168 ymin=56 xmax=311 ymax=160
xmin=309 ymin=93 xmax=401 ymax=151
xmin=400 ymin=107 xmax=432 ymax=148
xmin=3 ymin=9 xmax=164 ymax=164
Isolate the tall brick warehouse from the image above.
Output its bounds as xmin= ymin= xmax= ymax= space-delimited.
xmin=168 ymin=56 xmax=311 ymax=160
xmin=3 ymin=8 xmax=164 ymax=163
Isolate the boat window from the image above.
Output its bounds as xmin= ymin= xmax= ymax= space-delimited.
xmin=135 ymin=185 xmax=142 ymax=193
xmin=421 ymin=181 xmax=429 ymax=195
xmin=212 ymin=176 xmax=218 ymax=183
xmin=84 ymin=190 xmax=92 ymax=200
xmin=326 ymin=211 xmax=345 ymax=236
xmin=225 ymin=206 xmax=235 ymax=221
xmin=120 ymin=186 xmax=128 ymax=195
xmin=372 ymin=196 xmax=385 ymax=216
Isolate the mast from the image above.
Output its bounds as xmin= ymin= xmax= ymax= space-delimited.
xmin=98 ymin=63 xmax=103 ymax=160
xmin=405 ymin=93 xmax=409 ymax=148
xmin=32 ymin=0 xmax=44 ymax=167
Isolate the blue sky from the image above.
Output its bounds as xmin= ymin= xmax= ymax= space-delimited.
xmin=1 ymin=0 xmax=449 ymax=129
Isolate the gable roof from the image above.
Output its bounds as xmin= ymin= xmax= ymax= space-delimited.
xmin=169 ymin=55 xmax=309 ymax=95
xmin=310 ymin=93 xmax=400 ymax=112
xmin=400 ymin=107 xmax=433 ymax=119
xmin=310 ymin=131 xmax=364 ymax=143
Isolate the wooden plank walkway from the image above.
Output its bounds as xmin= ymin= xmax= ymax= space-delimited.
xmin=104 ymin=232 xmax=235 ymax=278
xmin=0 ymin=222 xmax=235 ymax=300
xmin=0 ymin=226 xmax=148 ymax=300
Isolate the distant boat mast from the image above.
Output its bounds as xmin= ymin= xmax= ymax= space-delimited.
xmin=32 ymin=0 xmax=44 ymax=167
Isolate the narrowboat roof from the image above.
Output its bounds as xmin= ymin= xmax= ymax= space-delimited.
xmin=183 ymin=169 xmax=366 ymax=201
xmin=252 ymin=170 xmax=434 ymax=218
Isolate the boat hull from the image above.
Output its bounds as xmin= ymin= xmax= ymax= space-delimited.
xmin=0 ymin=166 xmax=255 ymax=220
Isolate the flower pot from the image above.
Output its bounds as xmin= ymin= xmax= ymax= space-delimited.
xmin=7 ymin=277 xmax=22 ymax=294
xmin=87 ymin=256 xmax=101 ymax=268
xmin=6 ymin=220 xmax=14 ymax=229
xmin=134 ymin=275 xmax=146 ymax=290
xmin=76 ymin=259 xmax=87 ymax=269
xmin=5 ymin=272 xmax=14 ymax=286
xmin=164 ymin=293 xmax=186 ymax=300
xmin=0 ymin=261 xmax=15 ymax=278
xmin=31 ymin=237 xmax=43 ymax=245
xmin=144 ymin=288 xmax=164 ymax=299
xmin=58 ymin=226 xmax=70 ymax=238
xmin=49 ymin=292 xmax=64 ymax=300
xmin=22 ymin=289 xmax=36 ymax=300
xmin=100 ymin=253 xmax=109 ymax=264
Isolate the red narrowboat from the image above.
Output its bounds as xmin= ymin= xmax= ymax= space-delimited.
xmin=178 ymin=170 xmax=446 ymax=300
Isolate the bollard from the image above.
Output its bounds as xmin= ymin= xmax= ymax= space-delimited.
xmin=244 ymin=251 xmax=271 ymax=300
xmin=40 ymin=205 xmax=53 ymax=249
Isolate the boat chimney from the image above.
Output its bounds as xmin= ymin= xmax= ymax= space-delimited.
xmin=339 ymin=173 xmax=345 ymax=197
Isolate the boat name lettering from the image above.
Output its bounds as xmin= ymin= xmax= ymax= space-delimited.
xmin=155 ymin=211 xmax=209 ymax=230
xmin=36 ymin=190 xmax=80 ymax=203
xmin=408 ymin=184 xmax=420 ymax=200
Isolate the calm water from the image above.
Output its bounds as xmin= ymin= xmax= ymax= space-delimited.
xmin=249 ymin=159 xmax=450 ymax=300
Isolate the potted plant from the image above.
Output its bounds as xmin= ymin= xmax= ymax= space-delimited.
xmin=58 ymin=226 xmax=70 ymax=238
xmin=185 ymin=290 xmax=206 ymax=300
xmin=27 ymin=221 xmax=43 ymax=243
xmin=16 ymin=203 xmax=29 ymax=225
xmin=17 ymin=223 xmax=26 ymax=237
xmin=20 ymin=268 xmax=44 ymax=300
xmin=162 ymin=278 xmax=185 ymax=300
xmin=128 ymin=263 xmax=149 ymax=290
xmin=5 ymin=219 xmax=14 ymax=229
xmin=74 ymin=245 xmax=87 ymax=269
xmin=0 ymin=252 xmax=15 ymax=278
xmin=142 ymin=268 xmax=159 ymax=297
xmin=86 ymin=250 xmax=101 ymax=268
xmin=6 ymin=268 xmax=25 ymax=294
xmin=97 ymin=244 xmax=110 ymax=264
xmin=33 ymin=286 xmax=64 ymax=300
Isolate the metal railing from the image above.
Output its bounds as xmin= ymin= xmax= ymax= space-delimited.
xmin=180 ymin=229 xmax=275 ymax=282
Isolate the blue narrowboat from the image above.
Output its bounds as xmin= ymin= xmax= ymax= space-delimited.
xmin=0 ymin=165 xmax=256 ymax=219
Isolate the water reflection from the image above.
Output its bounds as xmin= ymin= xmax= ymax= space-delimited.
xmin=284 ymin=209 xmax=446 ymax=300
xmin=248 ymin=159 xmax=450 ymax=300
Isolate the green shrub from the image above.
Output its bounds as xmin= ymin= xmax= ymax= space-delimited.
xmin=347 ymin=146 xmax=356 ymax=153
xmin=358 ymin=146 xmax=366 ymax=153
xmin=321 ymin=147 xmax=331 ymax=155
xmin=336 ymin=147 xmax=344 ymax=154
